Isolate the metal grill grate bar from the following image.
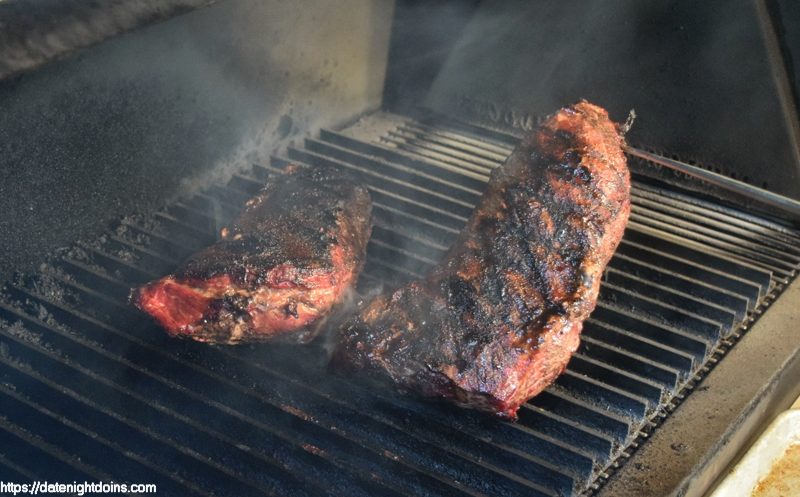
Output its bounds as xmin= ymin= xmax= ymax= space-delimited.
xmin=394 ymin=124 xmax=512 ymax=159
xmin=321 ymin=129 xmax=493 ymax=181
xmin=9 ymin=243 xmax=584 ymax=496
xmin=604 ymin=269 xmax=737 ymax=330
xmin=629 ymin=193 xmax=800 ymax=256
xmin=614 ymin=242 xmax=763 ymax=304
xmin=2 ymin=112 xmax=799 ymax=497
xmin=115 ymin=186 xmax=608 ymax=496
xmin=582 ymin=320 xmax=695 ymax=372
xmin=578 ymin=335 xmax=681 ymax=390
xmin=0 ymin=414 xmax=102 ymax=482
xmin=0 ymin=381 xmax=211 ymax=497
xmin=607 ymin=255 xmax=749 ymax=321
xmin=0 ymin=301 xmax=328 ymax=497
xmin=0 ymin=454 xmax=35 ymax=482
xmin=0 ymin=298 xmax=466 ymax=497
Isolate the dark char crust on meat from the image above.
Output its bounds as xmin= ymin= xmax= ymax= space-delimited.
xmin=334 ymin=102 xmax=630 ymax=419
xmin=132 ymin=166 xmax=372 ymax=344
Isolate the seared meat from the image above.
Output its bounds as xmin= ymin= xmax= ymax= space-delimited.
xmin=132 ymin=166 xmax=372 ymax=344
xmin=334 ymin=102 xmax=630 ymax=418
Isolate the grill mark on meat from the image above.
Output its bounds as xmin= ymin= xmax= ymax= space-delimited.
xmin=334 ymin=101 xmax=630 ymax=419
xmin=131 ymin=166 xmax=372 ymax=344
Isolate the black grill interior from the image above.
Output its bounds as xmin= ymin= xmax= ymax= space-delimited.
xmin=1 ymin=113 xmax=799 ymax=497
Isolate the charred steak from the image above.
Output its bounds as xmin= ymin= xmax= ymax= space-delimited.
xmin=132 ymin=166 xmax=372 ymax=344
xmin=334 ymin=102 xmax=630 ymax=418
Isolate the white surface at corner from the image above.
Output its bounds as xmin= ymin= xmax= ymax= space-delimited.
xmin=708 ymin=409 xmax=800 ymax=496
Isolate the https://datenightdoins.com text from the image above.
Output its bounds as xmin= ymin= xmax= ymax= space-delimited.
xmin=1 ymin=481 xmax=157 ymax=495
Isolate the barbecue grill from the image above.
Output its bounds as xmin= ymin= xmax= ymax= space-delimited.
xmin=1 ymin=1 xmax=800 ymax=496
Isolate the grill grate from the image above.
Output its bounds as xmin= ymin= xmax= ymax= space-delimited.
xmin=1 ymin=112 xmax=799 ymax=497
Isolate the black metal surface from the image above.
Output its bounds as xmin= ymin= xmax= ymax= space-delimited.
xmin=416 ymin=0 xmax=800 ymax=200
xmin=625 ymin=147 xmax=800 ymax=222
xmin=1 ymin=114 xmax=799 ymax=496
xmin=0 ymin=0 xmax=216 ymax=80
xmin=0 ymin=0 xmax=393 ymax=286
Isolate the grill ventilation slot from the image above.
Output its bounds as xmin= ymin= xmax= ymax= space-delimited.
xmin=1 ymin=112 xmax=798 ymax=497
